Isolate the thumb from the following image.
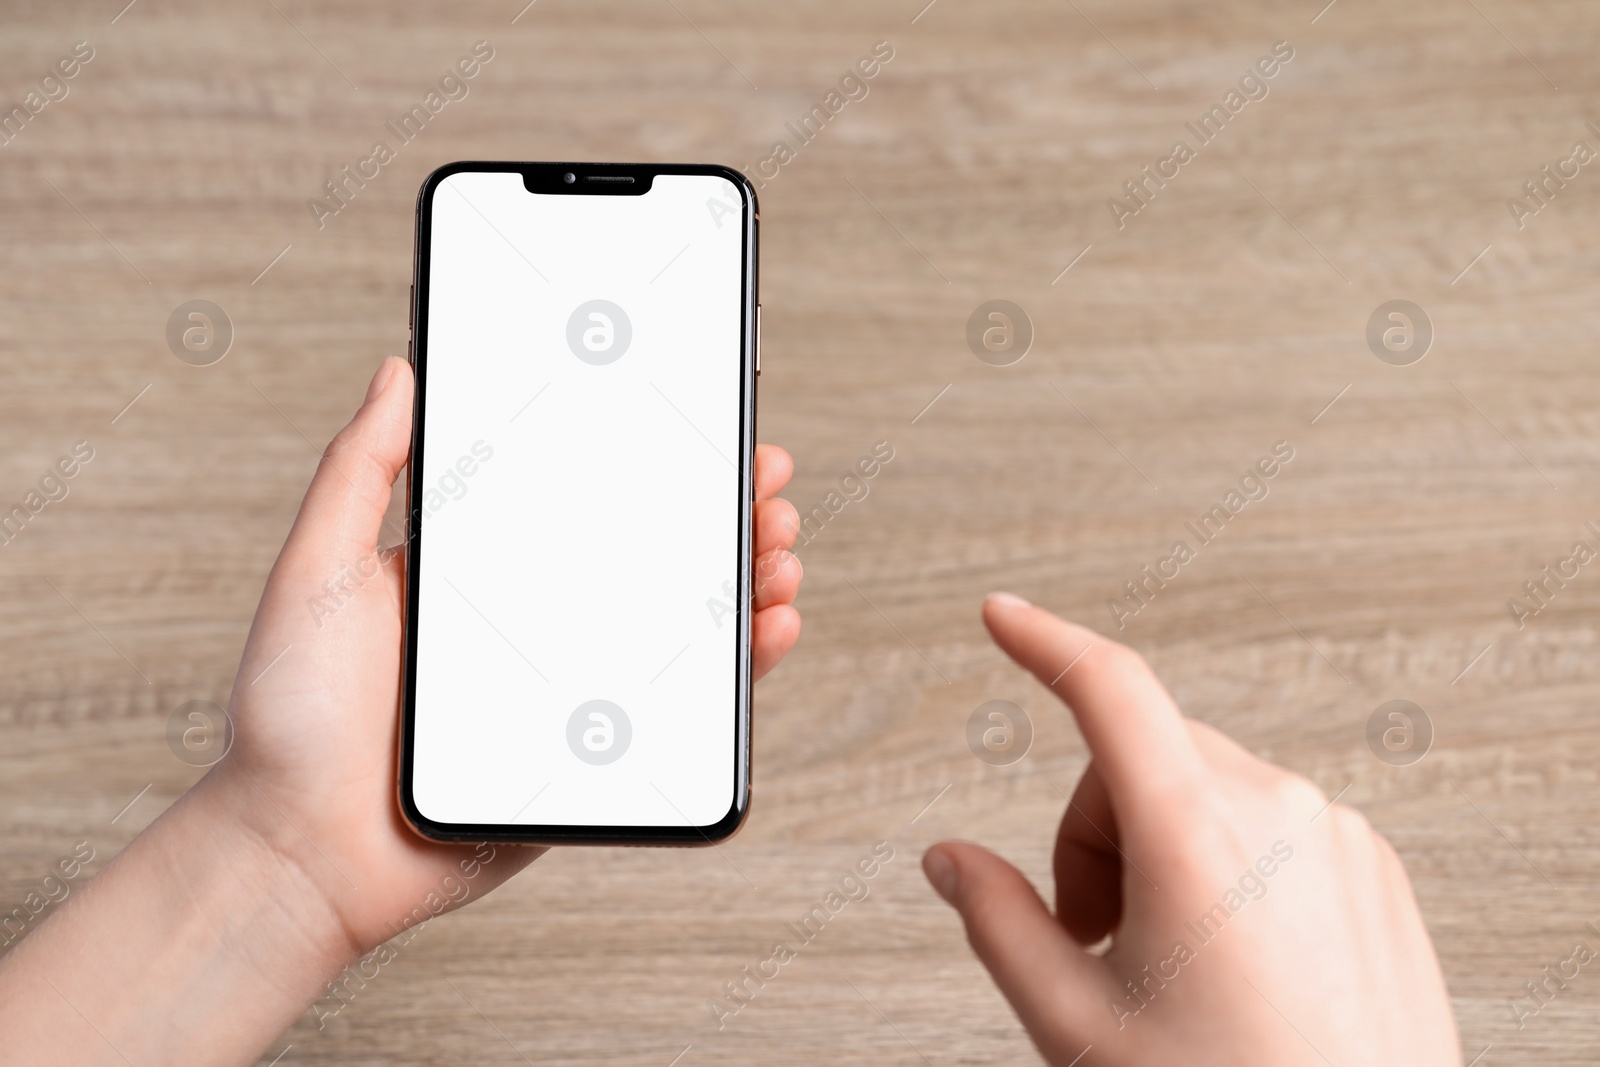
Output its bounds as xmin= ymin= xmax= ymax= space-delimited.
xmin=924 ymin=842 xmax=1112 ymax=1059
xmin=280 ymin=357 xmax=414 ymax=569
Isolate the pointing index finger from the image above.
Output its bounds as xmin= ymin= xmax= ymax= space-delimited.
xmin=982 ymin=592 xmax=1202 ymax=824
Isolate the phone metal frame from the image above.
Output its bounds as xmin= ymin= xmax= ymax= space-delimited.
xmin=398 ymin=160 xmax=759 ymax=846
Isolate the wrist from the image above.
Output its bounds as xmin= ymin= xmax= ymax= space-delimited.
xmin=0 ymin=769 xmax=364 ymax=1065
xmin=193 ymin=767 xmax=366 ymax=970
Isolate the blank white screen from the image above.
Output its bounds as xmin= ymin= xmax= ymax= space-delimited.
xmin=411 ymin=171 xmax=746 ymax=829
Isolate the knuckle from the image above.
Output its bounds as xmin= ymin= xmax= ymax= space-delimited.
xmin=1185 ymin=719 xmax=1233 ymax=758
xmin=1330 ymin=802 xmax=1374 ymax=839
xmin=1092 ymin=639 xmax=1151 ymax=682
xmin=323 ymin=415 xmax=372 ymax=461
xmin=1371 ymin=829 xmax=1402 ymax=865
xmin=1165 ymin=806 xmax=1252 ymax=878
xmin=1269 ymin=772 xmax=1327 ymax=816
xmin=754 ymin=549 xmax=790 ymax=586
xmin=768 ymin=497 xmax=799 ymax=530
xmin=322 ymin=426 xmax=357 ymax=465
xmin=319 ymin=434 xmax=390 ymax=515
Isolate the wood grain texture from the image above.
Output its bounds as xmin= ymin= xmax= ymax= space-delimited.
xmin=2 ymin=0 xmax=1599 ymax=1062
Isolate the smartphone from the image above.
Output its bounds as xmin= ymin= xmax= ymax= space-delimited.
xmin=398 ymin=161 xmax=759 ymax=845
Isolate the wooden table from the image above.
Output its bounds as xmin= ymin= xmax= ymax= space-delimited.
xmin=2 ymin=0 xmax=1598 ymax=1062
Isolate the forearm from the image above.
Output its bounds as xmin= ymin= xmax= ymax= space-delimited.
xmin=0 ymin=773 xmax=358 ymax=1066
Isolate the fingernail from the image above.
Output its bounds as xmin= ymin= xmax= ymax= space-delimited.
xmin=922 ymin=847 xmax=959 ymax=904
xmin=364 ymin=359 xmax=397 ymax=405
xmin=986 ymin=591 xmax=1030 ymax=610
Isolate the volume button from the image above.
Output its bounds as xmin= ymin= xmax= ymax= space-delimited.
xmin=755 ymin=303 xmax=762 ymax=376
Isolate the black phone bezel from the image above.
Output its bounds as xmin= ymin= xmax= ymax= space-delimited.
xmin=397 ymin=160 xmax=759 ymax=846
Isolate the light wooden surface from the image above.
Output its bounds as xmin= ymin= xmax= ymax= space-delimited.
xmin=3 ymin=0 xmax=1600 ymax=1062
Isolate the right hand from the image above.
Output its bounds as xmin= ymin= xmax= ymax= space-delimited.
xmin=922 ymin=593 xmax=1459 ymax=1065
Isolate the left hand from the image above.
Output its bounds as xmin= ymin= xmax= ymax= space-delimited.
xmin=213 ymin=356 xmax=804 ymax=955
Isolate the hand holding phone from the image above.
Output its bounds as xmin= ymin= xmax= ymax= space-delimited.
xmin=0 ymin=359 xmax=801 ymax=1065
xmin=230 ymin=357 xmax=801 ymax=952
xmin=925 ymin=595 xmax=1459 ymax=1066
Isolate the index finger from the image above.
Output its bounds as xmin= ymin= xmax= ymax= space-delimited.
xmin=982 ymin=592 xmax=1202 ymax=824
